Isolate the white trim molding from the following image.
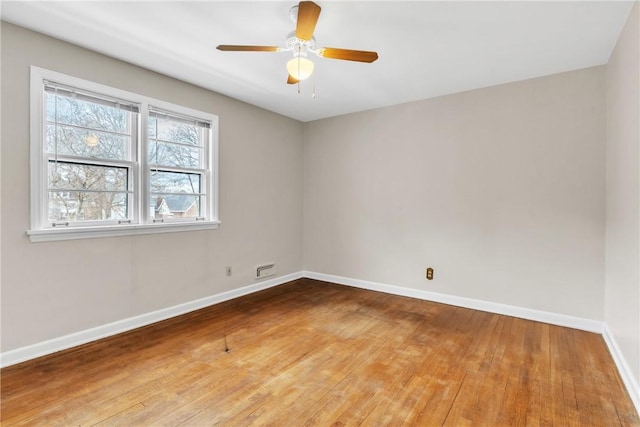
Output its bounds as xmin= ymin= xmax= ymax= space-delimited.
xmin=302 ymin=271 xmax=604 ymax=333
xmin=0 ymin=272 xmax=303 ymax=368
xmin=602 ymin=325 xmax=640 ymax=413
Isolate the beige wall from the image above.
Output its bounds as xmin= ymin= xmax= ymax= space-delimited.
xmin=0 ymin=23 xmax=304 ymax=352
xmin=304 ymin=66 xmax=607 ymax=320
xmin=605 ymin=2 xmax=640 ymax=387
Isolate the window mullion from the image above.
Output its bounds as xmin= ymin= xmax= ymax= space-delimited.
xmin=139 ymin=102 xmax=150 ymax=225
xmin=130 ymin=109 xmax=140 ymax=225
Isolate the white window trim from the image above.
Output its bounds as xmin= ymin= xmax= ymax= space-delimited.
xmin=28 ymin=66 xmax=220 ymax=242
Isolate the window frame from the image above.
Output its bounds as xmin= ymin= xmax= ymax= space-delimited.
xmin=28 ymin=66 xmax=220 ymax=242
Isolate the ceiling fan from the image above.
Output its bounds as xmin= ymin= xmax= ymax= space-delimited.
xmin=217 ymin=1 xmax=379 ymax=85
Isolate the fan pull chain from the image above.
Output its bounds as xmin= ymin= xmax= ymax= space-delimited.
xmin=312 ymin=72 xmax=316 ymax=99
xmin=297 ymin=46 xmax=302 ymax=94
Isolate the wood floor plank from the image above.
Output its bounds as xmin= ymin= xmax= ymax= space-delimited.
xmin=1 ymin=278 xmax=638 ymax=426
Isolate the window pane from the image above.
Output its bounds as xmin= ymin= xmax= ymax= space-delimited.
xmin=148 ymin=140 xmax=200 ymax=168
xmin=148 ymin=116 xmax=201 ymax=146
xmin=48 ymin=191 xmax=128 ymax=222
xmin=49 ymin=162 xmax=128 ymax=192
xmin=151 ymin=194 xmax=200 ymax=220
xmin=150 ymin=171 xmax=201 ymax=194
xmin=46 ymin=93 xmax=131 ymax=134
xmin=47 ymin=124 xmax=129 ymax=161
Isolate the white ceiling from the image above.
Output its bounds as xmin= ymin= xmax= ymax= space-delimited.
xmin=1 ymin=1 xmax=635 ymax=122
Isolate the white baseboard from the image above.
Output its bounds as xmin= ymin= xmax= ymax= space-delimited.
xmin=602 ymin=325 xmax=640 ymax=414
xmin=0 ymin=272 xmax=303 ymax=368
xmin=302 ymin=271 xmax=604 ymax=333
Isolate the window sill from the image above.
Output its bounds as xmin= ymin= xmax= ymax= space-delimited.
xmin=27 ymin=220 xmax=221 ymax=243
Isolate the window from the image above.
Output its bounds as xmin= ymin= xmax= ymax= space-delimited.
xmin=44 ymin=82 xmax=137 ymax=226
xmin=148 ymin=109 xmax=209 ymax=223
xmin=29 ymin=67 xmax=219 ymax=242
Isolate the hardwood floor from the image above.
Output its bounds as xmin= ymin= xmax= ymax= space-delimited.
xmin=1 ymin=278 xmax=638 ymax=426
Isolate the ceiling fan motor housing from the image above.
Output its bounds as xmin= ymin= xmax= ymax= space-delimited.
xmin=286 ymin=31 xmax=315 ymax=57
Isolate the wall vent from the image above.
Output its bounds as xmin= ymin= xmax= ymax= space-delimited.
xmin=256 ymin=263 xmax=277 ymax=279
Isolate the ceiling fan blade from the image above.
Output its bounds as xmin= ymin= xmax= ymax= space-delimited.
xmin=217 ymin=45 xmax=280 ymax=52
xmin=296 ymin=1 xmax=321 ymax=41
xmin=287 ymin=74 xmax=300 ymax=85
xmin=317 ymin=47 xmax=379 ymax=63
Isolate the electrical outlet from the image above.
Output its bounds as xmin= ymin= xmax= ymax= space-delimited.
xmin=226 ymin=266 xmax=232 ymax=276
xmin=426 ymin=267 xmax=434 ymax=280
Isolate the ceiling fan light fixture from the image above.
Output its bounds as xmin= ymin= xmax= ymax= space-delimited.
xmin=286 ymin=56 xmax=314 ymax=81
